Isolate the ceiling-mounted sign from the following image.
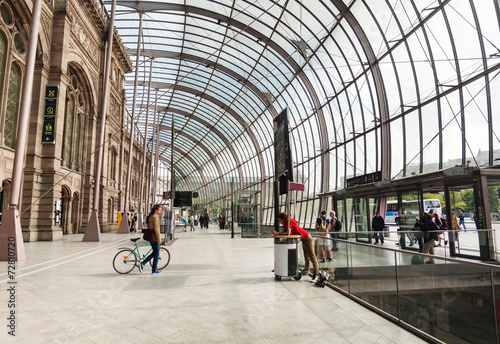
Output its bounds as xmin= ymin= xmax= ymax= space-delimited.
xmin=42 ymin=86 xmax=59 ymax=143
xmin=346 ymin=171 xmax=382 ymax=187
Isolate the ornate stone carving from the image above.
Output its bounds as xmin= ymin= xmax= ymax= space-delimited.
xmin=72 ymin=20 xmax=99 ymax=62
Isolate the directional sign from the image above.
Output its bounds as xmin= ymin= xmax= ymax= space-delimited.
xmin=42 ymin=86 xmax=58 ymax=143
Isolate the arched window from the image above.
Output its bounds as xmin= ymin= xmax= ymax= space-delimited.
xmin=64 ymin=95 xmax=74 ymax=166
xmin=0 ymin=32 xmax=5 ymax=92
xmin=63 ymin=70 xmax=86 ymax=171
xmin=108 ymin=146 xmax=116 ymax=181
xmin=0 ymin=1 xmax=27 ymax=149
xmin=4 ymin=62 xmax=21 ymax=148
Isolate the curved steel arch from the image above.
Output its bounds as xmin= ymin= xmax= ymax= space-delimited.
xmin=153 ymin=129 xmax=227 ymax=197
xmin=159 ymin=145 xmax=209 ymax=201
xmin=137 ymin=81 xmax=265 ymax=187
xmin=331 ymin=0 xmax=390 ymax=180
xmin=115 ymin=0 xmax=329 ymax=192
xmin=148 ymin=109 xmax=243 ymax=182
xmin=157 ymin=156 xmax=192 ymax=192
xmin=127 ymin=49 xmax=279 ymax=118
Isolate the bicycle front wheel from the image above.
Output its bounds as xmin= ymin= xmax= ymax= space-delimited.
xmin=149 ymin=246 xmax=171 ymax=270
xmin=113 ymin=249 xmax=138 ymax=274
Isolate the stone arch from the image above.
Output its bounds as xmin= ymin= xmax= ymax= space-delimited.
xmin=60 ymin=185 xmax=72 ymax=234
xmin=107 ymin=196 xmax=114 ymax=224
xmin=71 ymin=191 xmax=80 ymax=233
xmin=0 ymin=179 xmax=11 ymax=225
xmin=62 ymin=62 xmax=94 ymax=171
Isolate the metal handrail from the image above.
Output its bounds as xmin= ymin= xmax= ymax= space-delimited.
xmin=312 ymin=233 xmax=500 ymax=270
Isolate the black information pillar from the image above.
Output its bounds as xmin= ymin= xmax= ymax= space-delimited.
xmin=273 ymin=108 xmax=293 ymax=230
xmin=42 ymin=86 xmax=58 ymax=143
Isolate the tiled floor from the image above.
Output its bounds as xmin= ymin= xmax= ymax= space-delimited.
xmin=0 ymin=226 xmax=426 ymax=344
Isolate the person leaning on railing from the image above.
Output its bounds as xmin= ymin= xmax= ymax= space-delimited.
xmin=272 ymin=212 xmax=320 ymax=283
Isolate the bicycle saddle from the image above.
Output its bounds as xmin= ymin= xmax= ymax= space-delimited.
xmin=130 ymin=237 xmax=141 ymax=242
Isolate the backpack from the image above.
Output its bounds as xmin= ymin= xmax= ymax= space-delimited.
xmin=333 ymin=218 xmax=342 ymax=232
xmin=318 ymin=218 xmax=328 ymax=233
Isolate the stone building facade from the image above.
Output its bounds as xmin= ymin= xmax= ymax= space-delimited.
xmin=0 ymin=0 xmax=151 ymax=241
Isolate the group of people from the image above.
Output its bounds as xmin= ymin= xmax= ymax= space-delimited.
xmin=218 ymin=214 xmax=226 ymax=229
xmin=198 ymin=213 xmax=210 ymax=228
xmin=128 ymin=213 xmax=138 ymax=232
xmin=373 ymin=208 xmax=468 ymax=264
xmin=314 ymin=210 xmax=341 ymax=262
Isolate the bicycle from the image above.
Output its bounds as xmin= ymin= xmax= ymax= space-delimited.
xmin=113 ymin=237 xmax=171 ymax=274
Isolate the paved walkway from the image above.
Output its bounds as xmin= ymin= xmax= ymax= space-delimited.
xmin=0 ymin=226 xmax=426 ymax=344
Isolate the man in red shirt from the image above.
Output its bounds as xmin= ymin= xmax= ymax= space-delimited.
xmin=272 ymin=212 xmax=319 ymax=283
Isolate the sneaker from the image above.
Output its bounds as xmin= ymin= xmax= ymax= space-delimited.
xmin=138 ymin=262 xmax=143 ymax=273
xmin=152 ymin=270 xmax=163 ymax=274
xmin=326 ymin=258 xmax=333 ymax=262
xmin=320 ymin=259 xmax=326 ymax=263
xmin=309 ymin=276 xmax=318 ymax=283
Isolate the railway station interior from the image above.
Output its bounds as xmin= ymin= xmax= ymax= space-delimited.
xmin=1 ymin=0 xmax=500 ymax=343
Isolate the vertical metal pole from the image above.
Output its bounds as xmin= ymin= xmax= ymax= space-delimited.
xmin=148 ymin=98 xmax=157 ymax=209
xmin=286 ymin=180 xmax=290 ymax=235
xmin=117 ymin=11 xmax=143 ymax=234
xmin=231 ymin=177 xmax=234 ymax=238
xmin=0 ymin=0 xmax=43 ymax=260
xmin=274 ymin=180 xmax=279 ymax=234
xmin=152 ymin=91 xmax=160 ymax=204
xmin=137 ymin=58 xmax=153 ymax=229
xmin=84 ymin=0 xmax=117 ymax=240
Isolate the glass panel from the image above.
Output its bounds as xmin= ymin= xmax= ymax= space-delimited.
xmin=0 ymin=32 xmax=5 ymax=97
xmin=64 ymin=96 xmax=75 ymax=168
xmin=0 ymin=2 xmax=13 ymax=25
xmin=347 ymin=197 xmax=369 ymax=243
xmin=349 ymin=245 xmax=399 ymax=318
xmin=74 ymin=113 xmax=81 ymax=171
xmin=449 ymin=185 xmax=480 ymax=258
xmin=13 ymin=33 xmax=25 ymax=54
xmin=397 ymin=256 xmax=496 ymax=344
xmin=397 ymin=191 xmax=421 ymax=250
xmin=4 ymin=63 xmax=21 ymax=148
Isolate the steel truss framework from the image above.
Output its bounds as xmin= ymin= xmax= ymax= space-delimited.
xmin=103 ymin=0 xmax=500 ymax=228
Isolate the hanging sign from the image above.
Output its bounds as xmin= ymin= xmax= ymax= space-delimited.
xmin=42 ymin=86 xmax=58 ymax=143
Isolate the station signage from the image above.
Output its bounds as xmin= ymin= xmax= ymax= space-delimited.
xmin=346 ymin=171 xmax=382 ymax=187
xmin=42 ymin=86 xmax=58 ymax=143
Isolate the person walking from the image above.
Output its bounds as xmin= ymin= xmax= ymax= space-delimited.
xmin=139 ymin=205 xmax=163 ymax=274
xmin=181 ymin=216 xmax=187 ymax=232
xmin=372 ymin=212 xmax=385 ymax=244
xmin=189 ymin=215 xmax=196 ymax=231
xmin=458 ymin=210 xmax=466 ymax=231
xmin=204 ymin=213 xmax=210 ymax=228
xmin=272 ymin=212 xmax=319 ymax=283
xmin=199 ymin=213 xmax=205 ymax=229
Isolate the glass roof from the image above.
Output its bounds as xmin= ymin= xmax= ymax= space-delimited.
xmin=104 ymin=0 xmax=500 ymax=225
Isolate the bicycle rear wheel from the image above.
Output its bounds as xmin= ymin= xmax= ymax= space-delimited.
xmin=148 ymin=246 xmax=171 ymax=270
xmin=113 ymin=249 xmax=138 ymax=274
